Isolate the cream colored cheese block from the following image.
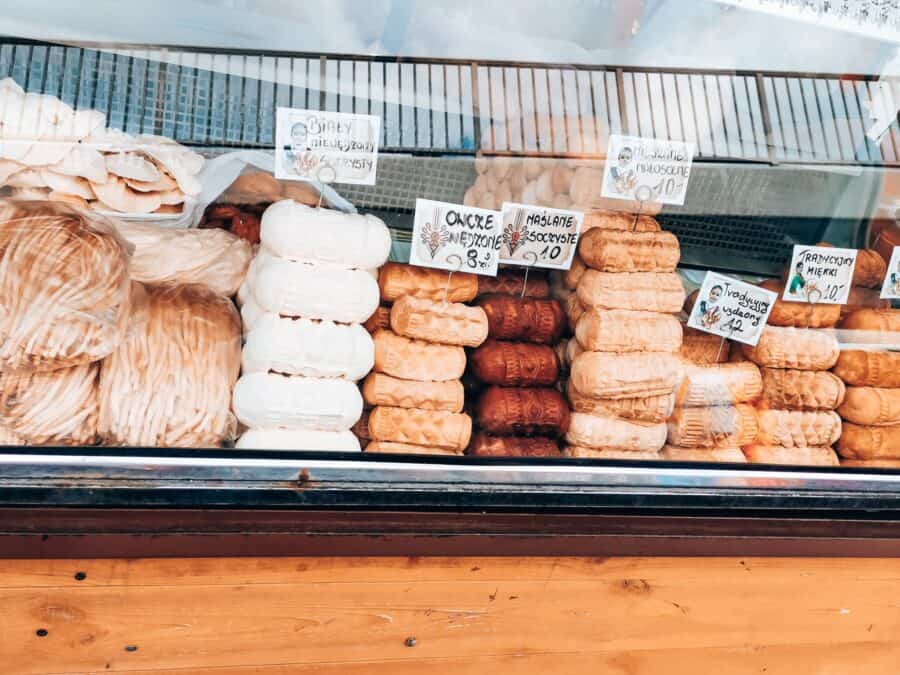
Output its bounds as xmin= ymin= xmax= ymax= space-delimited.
xmin=236 ymin=428 xmax=360 ymax=451
xmin=260 ymin=200 xmax=391 ymax=269
xmin=232 ymin=373 xmax=363 ymax=431
xmin=570 ymin=351 xmax=684 ymax=399
xmin=242 ymin=314 xmax=374 ymax=380
xmin=249 ymin=251 xmax=379 ymax=323
xmin=565 ymin=412 xmax=667 ymax=453
xmin=563 ymin=446 xmax=661 ymax=460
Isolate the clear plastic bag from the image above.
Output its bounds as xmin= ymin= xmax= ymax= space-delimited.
xmin=113 ymin=219 xmax=253 ymax=297
xmin=0 ymin=198 xmax=132 ymax=371
xmin=98 ymin=282 xmax=241 ymax=447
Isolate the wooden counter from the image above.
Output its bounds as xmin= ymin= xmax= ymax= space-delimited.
xmin=4 ymin=555 xmax=900 ymax=674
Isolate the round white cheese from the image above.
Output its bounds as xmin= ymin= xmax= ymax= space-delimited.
xmin=249 ymin=251 xmax=379 ymax=323
xmin=232 ymin=372 xmax=363 ymax=431
xmin=240 ymin=295 xmax=265 ymax=336
xmin=236 ymin=428 xmax=360 ymax=451
xmin=242 ymin=314 xmax=374 ymax=380
xmin=260 ymin=200 xmax=391 ymax=269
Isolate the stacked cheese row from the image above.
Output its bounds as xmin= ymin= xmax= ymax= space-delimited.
xmin=359 ymin=263 xmax=488 ymax=455
xmin=562 ymin=211 xmax=686 ymax=460
xmin=740 ymin=323 xmax=843 ymax=466
xmin=733 ymin=253 xmax=887 ymax=466
xmin=835 ymin=309 xmax=900 ymax=468
xmin=467 ymin=277 xmax=569 ymax=457
xmin=662 ymin=319 xmax=759 ymax=463
xmin=233 ymin=201 xmax=391 ymax=450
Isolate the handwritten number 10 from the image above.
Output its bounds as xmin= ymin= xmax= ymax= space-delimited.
xmin=539 ymin=245 xmax=562 ymax=260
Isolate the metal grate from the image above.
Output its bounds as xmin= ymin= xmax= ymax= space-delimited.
xmin=0 ymin=37 xmax=896 ymax=166
xmin=337 ymin=156 xmax=475 ymax=212
xmin=661 ymin=214 xmax=797 ymax=276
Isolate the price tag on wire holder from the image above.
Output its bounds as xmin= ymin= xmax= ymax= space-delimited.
xmin=498 ymin=202 xmax=583 ymax=271
xmin=601 ymin=134 xmax=694 ymax=206
xmin=783 ymin=245 xmax=857 ymax=305
xmin=687 ymin=271 xmax=777 ymax=347
xmin=274 ymin=107 xmax=380 ymax=185
xmin=410 ymin=198 xmax=501 ymax=277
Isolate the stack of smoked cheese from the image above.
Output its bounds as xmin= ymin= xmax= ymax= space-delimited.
xmin=662 ymin=311 xmax=758 ymax=464
xmin=563 ymin=210 xmax=686 ymax=460
xmin=467 ymin=271 xmax=569 ymax=457
xmin=741 ymin=278 xmax=844 ymax=466
xmin=361 ymin=263 xmax=488 ymax=456
xmin=835 ymin=308 xmax=900 ymax=468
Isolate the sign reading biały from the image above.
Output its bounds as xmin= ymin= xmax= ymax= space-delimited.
xmin=880 ymin=247 xmax=900 ymax=299
xmin=498 ymin=203 xmax=583 ymax=270
xmin=275 ymin=108 xmax=380 ymax=185
xmin=784 ymin=245 xmax=857 ymax=305
xmin=410 ymin=199 xmax=501 ymax=277
xmin=601 ymin=134 xmax=694 ymax=206
xmin=687 ymin=272 xmax=777 ymax=347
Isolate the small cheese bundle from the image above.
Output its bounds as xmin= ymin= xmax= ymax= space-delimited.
xmin=101 ymin=283 xmax=241 ymax=447
xmin=564 ymin=210 xmax=685 ymax=460
xmin=364 ymin=263 xmax=489 ymax=456
xmin=235 ymin=201 xmax=391 ymax=450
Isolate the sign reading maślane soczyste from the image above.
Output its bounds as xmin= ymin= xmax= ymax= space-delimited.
xmin=498 ymin=203 xmax=583 ymax=271
xmin=410 ymin=199 xmax=501 ymax=277
xmin=275 ymin=108 xmax=380 ymax=185
xmin=687 ymin=272 xmax=777 ymax=347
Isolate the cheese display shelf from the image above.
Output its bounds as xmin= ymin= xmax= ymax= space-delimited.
xmin=0 ymin=28 xmax=899 ymax=537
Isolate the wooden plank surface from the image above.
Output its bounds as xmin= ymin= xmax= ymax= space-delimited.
xmin=2 ymin=556 xmax=899 ymax=674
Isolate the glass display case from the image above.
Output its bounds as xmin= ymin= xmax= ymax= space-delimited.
xmin=2 ymin=1 xmax=900 ymax=553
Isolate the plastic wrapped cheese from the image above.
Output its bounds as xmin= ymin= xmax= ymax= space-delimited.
xmin=248 ymin=250 xmax=379 ymax=323
xmin=242 ymin=313 xmax=374 ymax=380
xmin=233 ymin=372 xmax=363 ymax=431
xmin=0 ymin=199 xmax=132 ymax=371
xmin=260 ymin=200 xmax=391 ymax=269
xmin=0 ymin=363 xmax=98 ymax=445
xmin=236 ymin=428 xmax=360 ymax=451
xmin=99 ymin=283 xmax=241 ymax=447
xmin=114 ymin=220 xmax=252 ymax=296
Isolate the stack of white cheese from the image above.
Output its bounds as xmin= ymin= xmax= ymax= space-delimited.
xmin=233 ymin=200 xmax=391 ymax=450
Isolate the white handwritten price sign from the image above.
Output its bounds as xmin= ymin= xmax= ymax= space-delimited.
xmin=498 ymin=203 xmax=583 ymax=271
xmin=783 ymin=245 xmax=857 ymax=305
xmin=601 ymin=134 xmax=694 ymax=206
xmin=410 ymin=199 xmax=500 ymax=277
xmin=880 ymin=247 xmax=900 ymax=300
xmin=687 ymin=272 xmax=777 ymax=347
xmin=275 ymin=108 xmax=380 ymax=185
